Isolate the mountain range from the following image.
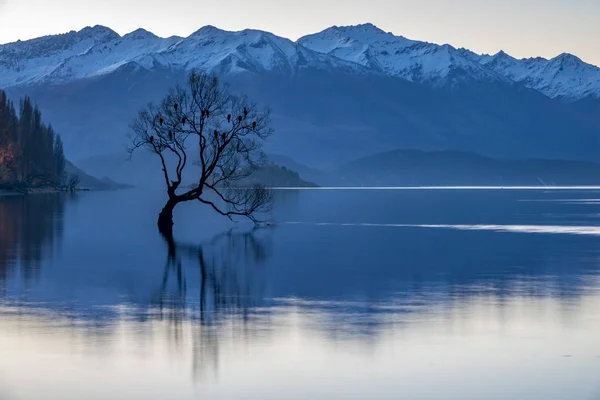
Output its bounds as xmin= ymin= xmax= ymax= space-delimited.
xmin=2 ymin=23 xmax=600 ymax=181
xmin=3 ymin=23 xmax=600 ymax=100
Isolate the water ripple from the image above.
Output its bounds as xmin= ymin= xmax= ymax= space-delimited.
xmin=286 ymin=221 xmax=600 ymax=236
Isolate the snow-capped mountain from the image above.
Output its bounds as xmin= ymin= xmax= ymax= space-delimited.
xmin=0 ymin=25 xmax=365 ymax=88
xmin=159 ymin=25 xmax=366 ymax=75
xmin=299 ymin=24 xmax=600 ymax=101
xmin=38 ymin=29 xmax=183 ymax=85
xmin=0 ymin=26 xmax=120 ymax=87
xmin=472 ymin=51 xmax=600 ymax=100
xmin=2 ymin=23 xmax=600 ymax=101
xmin=298 ymin=23 xmax=506 ymax=85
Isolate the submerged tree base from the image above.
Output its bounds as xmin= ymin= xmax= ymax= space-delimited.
xmin=157 ymin=199 xmax=178 ymax=241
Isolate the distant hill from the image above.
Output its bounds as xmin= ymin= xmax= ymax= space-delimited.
xmin=237 ymin=164 xmax=318 ymax=188
xmin=333 ymin=149 xmax=600 ymax=186
xmin=74 ymin=152 xmax=155 ymax=187
xmin=65 ymin=161 xmax=133 ymax=190
xmin=267 ymin=154 xmax=328 ymax=185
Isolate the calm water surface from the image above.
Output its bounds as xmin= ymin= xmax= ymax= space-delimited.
xmin=1 ymin=189 xmax=600 ymax=400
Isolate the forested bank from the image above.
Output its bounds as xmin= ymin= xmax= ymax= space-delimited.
xmin=0 ymin=90 xmax=66 ymax=191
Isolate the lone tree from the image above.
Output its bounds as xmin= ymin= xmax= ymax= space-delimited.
xmin=129 ymin=71 xmax=273 ymax=238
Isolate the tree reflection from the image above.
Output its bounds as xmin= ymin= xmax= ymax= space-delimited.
xmin=152 ymin=228 xmax=273 ymax=379
xmin=0 ymin=194 xmax=70 ymax=291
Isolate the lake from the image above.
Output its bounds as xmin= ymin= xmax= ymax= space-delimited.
xmin=1 ymin=188 xmax=600 ymax=400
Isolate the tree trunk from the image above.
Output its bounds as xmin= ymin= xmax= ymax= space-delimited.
xmin=158 ymin=197 xmax=179 ymax=240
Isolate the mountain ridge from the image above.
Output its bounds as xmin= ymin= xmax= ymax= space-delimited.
xmin=298 ymin=24 xmax=600 ymax=100
xmin=2 ymin=23 xmax=599 ymax=100
xmin=0 ymin=24 xmax=370 ymax=89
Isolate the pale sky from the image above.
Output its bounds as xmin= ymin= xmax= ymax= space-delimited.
xmin=0 ymin=0 xmax=599 ymax=65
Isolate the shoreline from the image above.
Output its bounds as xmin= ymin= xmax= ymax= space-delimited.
xmin=0 ymin=187 xmax=62 ymax=197
xmin=0 ymin=187 xmax=94 ymax=197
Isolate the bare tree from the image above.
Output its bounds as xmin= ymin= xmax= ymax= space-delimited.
xmin=129 ymin=71 xmax=273 ymax=238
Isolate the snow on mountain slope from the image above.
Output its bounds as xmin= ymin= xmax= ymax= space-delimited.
xmin=159 ymin=25 xmax=366 ymax=75
xmin=300 ymin=24 xmax=600 ymax=100
xmin=298 ymin=23 xmax=506 ymax=84
xmin=40 ymin=29 xmax=183 ymax=84
xmin=0 ymin=26 xmax=120 ymax=87
xmin=475 ymin=51 xmax=600 ymax=100
xmin=2 ymin=23 xmax=600 ymax=101
xmin=0 ymin=25 xmax=367 ymax=89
